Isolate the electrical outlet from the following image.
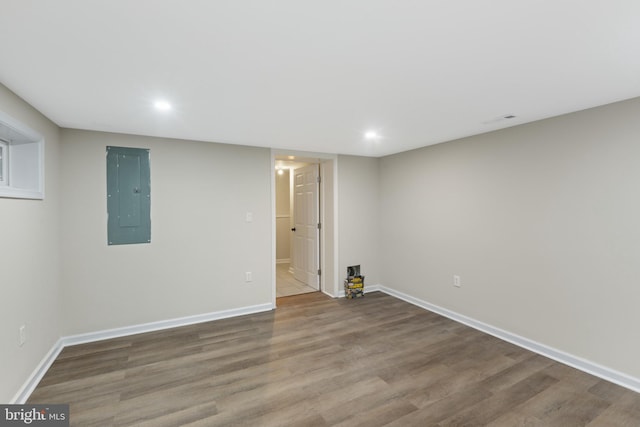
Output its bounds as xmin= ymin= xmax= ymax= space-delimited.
xmin=453 ymin=275 xmax=461 ymax=288
xmin=18 ymin=325 xmax=26 ymax=346
xmin=245 ymin=272 xmax=253 ymax=282
xmin=245 ymin=212 xmax=253 ymax=222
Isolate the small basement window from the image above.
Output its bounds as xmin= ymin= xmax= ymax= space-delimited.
xmin=0 ymin=110 xmax=44 ymax=199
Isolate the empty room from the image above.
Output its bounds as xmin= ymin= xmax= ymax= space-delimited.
xmin=2 ymin=1 xmax=640 ymax=425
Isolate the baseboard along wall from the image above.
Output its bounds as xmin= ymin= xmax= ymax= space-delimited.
xmin=11 ymin=303 xmax=274 ymax=404
xmin=374 ymin=285 xmax=640 ymax=394
xmin=13 ymin=284 xmax=640 ymax=403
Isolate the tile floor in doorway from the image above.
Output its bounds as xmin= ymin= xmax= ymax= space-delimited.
xmin=276 ymin=263 xmax=318 ymax=297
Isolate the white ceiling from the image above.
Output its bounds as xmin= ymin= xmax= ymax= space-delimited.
xmin=1 ymin=1 xmax=639 ymax=157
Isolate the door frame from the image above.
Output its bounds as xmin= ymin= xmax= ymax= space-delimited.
xmin=271 ymin=149 xmax=339 ymax=307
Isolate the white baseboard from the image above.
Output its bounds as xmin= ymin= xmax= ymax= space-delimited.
xmin=375 ymin=285 xmax=640 ymax=394
xmin=11 ymin=339 xmax=64 ymax=404
xmin=322 ymin=290 xmax=333 ymax=298
xmin=62 ymin=303 xmax=273 ymax=347
xmin=16 ymin=288 xmax=640 ymax=402
xmin=12 ymin=303 xmax=274 ymax=403
xmin=276 ymin=259 xmax=290 ymax=264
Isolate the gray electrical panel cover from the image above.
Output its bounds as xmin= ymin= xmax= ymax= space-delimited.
xmin=107 ymin=146 xmax=151 ymax=245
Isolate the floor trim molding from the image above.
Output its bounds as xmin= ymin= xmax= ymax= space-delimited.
xmin=376 ymin=285 xmax=640 ymax=394
xmin=16 ymin=289 xmax=640 ymax=402
xmin=12 ymin=339 xmax=64 ymax=404
xmin=12 ymin=303 xmax=274 ymax=403
xmin=63 ymin=303 xmax=274 ymax=347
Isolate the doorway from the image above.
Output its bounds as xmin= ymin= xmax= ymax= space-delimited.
xmin=272 ymin=150 xmax=338 ymax=305
xmin=275 ymin=160 xmax=319 ymax=297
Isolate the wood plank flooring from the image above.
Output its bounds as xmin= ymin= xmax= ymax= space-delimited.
xmin=29 ymin=292 xmax=640 ymax=426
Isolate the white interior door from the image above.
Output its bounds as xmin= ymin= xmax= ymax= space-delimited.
xmin=292 ymin=164 xmax=319 ymax=289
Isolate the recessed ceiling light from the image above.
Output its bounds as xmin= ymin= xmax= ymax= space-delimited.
xmin=364 ymin=131 xmax=380 ymax=140
xmin=287 ymin=156 xmax=295 ymax=160
xmin=154 ymin=100 xmax=172 ymax=111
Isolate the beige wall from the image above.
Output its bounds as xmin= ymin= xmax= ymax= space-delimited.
xmin=338 ymin=155 xmax=380 ymax=287
xmin=0 ymin=84 xmax=61 ymax=402
xmin=379 ymin=97 xmax=640 ymax=378
xmin=60 ymin=129 xmax=272 ymax=335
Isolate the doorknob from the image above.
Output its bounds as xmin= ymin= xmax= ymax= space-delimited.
xmin=291 ymin=227 xmax=296 ymax=232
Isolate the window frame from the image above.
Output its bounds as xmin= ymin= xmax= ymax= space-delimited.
xmin=0 ymin=110 xmax=44 ymax=200
xmin=0 ymin=139 xmax=7 ymax=186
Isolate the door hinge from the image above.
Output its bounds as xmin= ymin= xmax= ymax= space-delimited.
xmin=317 ymin=175 xmax=321 ymax=183
xmin=317 ymin=223 xmax=321 ymax=230
xmin=317 ymin=269 xmax=321 ymax=275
